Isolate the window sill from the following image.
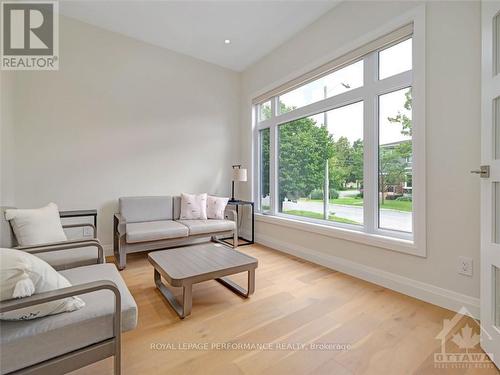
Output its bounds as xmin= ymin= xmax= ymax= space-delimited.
xmin=255 ymin=213 xmax=425 ymax=257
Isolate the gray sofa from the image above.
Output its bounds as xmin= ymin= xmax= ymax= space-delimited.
xmin=114 ymin=196 xmax=237 ymax=269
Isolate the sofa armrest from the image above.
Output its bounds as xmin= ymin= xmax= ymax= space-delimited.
xmin=114 ymin=213 xmax=126 ymax=236
xmin=0 ymin=280 xmax=120 ymax=314
xmin=15 ymin=238 xmax=100 ymax=250
xmin=226 ymin=209 xmax=238 ymax=248
xmin=226 ymin=209 xmax=237 ymax=223
xmin=0 ymin=280 xmax=121 ymax=340
xmin=15 ymin=239 xmax=104 ymax=265
xmin=62 ymin=223 xmax=97 ymax=238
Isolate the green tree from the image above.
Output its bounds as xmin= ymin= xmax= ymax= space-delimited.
xmin=350 ymin=139 xmax=364 ymax=189
xmin=379 ymin=147 xmax=408 ymax=204
xmin=260 ymin=129 xmax=270 ymax=200
xmin=379 ymin=88 xmax=412 ymax=203
xmin=388 ymin=89 xmax=412 ymax=136
xmin=278 ymin=117 xmax=333 ymax=209
xmin=329 ymin=137 xmax=351 ymax=190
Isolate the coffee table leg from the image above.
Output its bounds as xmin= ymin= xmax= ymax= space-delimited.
xmin=182 ymin=284 xmax=192 ymax=317
xmin=216 ymin=268 xmax=255 ymax=297
xmin=154 ymin=269 xmax=192 ymax=319
xmin=247 ymin=268 xmax=255 ymax=296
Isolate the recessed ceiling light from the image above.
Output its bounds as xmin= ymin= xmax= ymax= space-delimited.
xmin=224 ymin=39 xmax=231 ymax=44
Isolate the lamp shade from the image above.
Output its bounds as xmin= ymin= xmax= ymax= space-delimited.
xmin=232 ymin=168 xmax=247 ymax=182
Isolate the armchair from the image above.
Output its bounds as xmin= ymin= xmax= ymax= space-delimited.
xmin=0 ymin=280 xmax=121 ymax=374
xmin=0 ymin=246 xmax=137 ymax=375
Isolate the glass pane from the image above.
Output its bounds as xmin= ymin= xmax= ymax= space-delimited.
xmin=495 ymin=97 xmax=500 ymax=159
xmin=496 ymin=266 xmax=500 ymax=327
xmin=277 ymin=103 xmax=363 ymax=226
xmin=258 ymin=101 xmax=271 ymax=122
xmin=495 ymin=182 xmax=500 ymax=243
xmin=279 ymin=60 xmax=363 ymax=114
xmin=379 ymin=38 xmax=412 ymax=80
xmin=325 ymin=102 xmax=364 ymax=225
xmin=495 ymin=12 xmax=500 ymax=76
xmin=259 ymin=128 xmax=270 ymax=213
xmin=378 ymin=87 xmax=413 ymax=233
xmin=278 ymin=114 xmax=330 ymax=220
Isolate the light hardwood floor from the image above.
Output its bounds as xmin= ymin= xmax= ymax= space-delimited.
xmin=73 ymin=244 xmax=498 ymax=375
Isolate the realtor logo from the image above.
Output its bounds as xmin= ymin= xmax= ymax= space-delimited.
xmin=1 ymin=1 xmax=58 ymax=70
xmin=434 ymin=307 xmax=494 ymax=369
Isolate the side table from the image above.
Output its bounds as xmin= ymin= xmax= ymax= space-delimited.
xmin=221 ymin=200 xmax=254 ymax=247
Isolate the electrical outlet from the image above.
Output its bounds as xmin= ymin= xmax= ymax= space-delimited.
xmin=83 ymin=227 xmax=93 ymax=237
xmin=458 ymin=256 xmax=473 ymax=276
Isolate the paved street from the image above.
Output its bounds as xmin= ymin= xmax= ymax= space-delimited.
xmin=283 ymin=199 xmax=412 ymax=232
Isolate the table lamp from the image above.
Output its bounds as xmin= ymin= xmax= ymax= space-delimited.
xmin=230 ymin=165 xmax=247 ymax=202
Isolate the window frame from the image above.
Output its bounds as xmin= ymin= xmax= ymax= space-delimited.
xmin=252 ymin=7 xmax=426 ymax=257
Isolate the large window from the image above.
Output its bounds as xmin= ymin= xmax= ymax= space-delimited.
xmin=254 ymin=24 xmax=423 ymax=248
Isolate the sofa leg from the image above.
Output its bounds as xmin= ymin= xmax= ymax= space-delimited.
xmin=114 ymin=349 xmax=121 ymax=375
xmin=114 ymin=242 xmax=126 ymax=270
xmin=233 ymin=231 xmax=238 ymax=249
xmin=116 ymin=251 xmax=126 ymax=270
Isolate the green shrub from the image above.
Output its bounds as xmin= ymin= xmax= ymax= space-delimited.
xmin=396 ymin=195 xmax=412 ymax=202
xmin=309 ymin=189 xmax=324 ymax=200
xmin=310 ymin=188 xmax=339 ymax=200
xmin=329 ymin=188 xmax=339 ymax=199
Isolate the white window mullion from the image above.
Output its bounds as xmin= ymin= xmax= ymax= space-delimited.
xmin=363 ymin=53 xmax=377 ymax=234
xmin=253 ymin=106 xmax=260 ymax=210
xmin=270 ymin=97 xmax=278 ymax=214
xmin=270 ymin=123 xmax=278 ymax=215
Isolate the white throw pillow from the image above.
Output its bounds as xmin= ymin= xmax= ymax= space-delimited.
xmin=179 ymin=193 xmax=208 ymax=220
xmin=207 ymin=196 xmax=229 ymax=220
xmin=0 ymin=248 xmax=85 ymax=320
xmin=5 ymin=203 xmax=67 ymax=246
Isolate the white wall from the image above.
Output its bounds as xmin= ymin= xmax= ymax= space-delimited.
xmin=0 ymin=71 xmax=16 ymax=206
xmin=7 ymin=16 xmax=240 ymax=248
xmin=240 ymin=1 xmax=481 ymax=313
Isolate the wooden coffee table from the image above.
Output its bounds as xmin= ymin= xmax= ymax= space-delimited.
xmin=148 ymin=243 xmax=258 ymax=319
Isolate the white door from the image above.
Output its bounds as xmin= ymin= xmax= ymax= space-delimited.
xmin=480 ymin=0 xmax=500 ymax=367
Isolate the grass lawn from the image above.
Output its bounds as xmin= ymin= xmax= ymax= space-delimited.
xmin=283 ymin=210 xmax=360 ymax=225
xmin=306 ymin=197 xmax=412 ymax=212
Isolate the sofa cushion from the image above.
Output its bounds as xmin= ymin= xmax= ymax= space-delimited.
xmin=5 ymin=203 xmax=67 ymax=246
xmin=176 ymin=219 xmax=235 ymax=236
xmin=0 ymin=248 xmax=85 ymax=321
xmin=207 ymin=196 xmax=229 ymax=220
xmin=36 ymin=246 xmax=101 ymax=270
xmin=0 ymin=263 xmax=137 ymax=374
xmin=179 ymin=193 xmax=208 ymax=220
xmin=126 ymin=221 xmax=188 ymax=243
xmin=173 ymin=196 xmax=181 ymax=220
xmin=119 ymin=196 xmax=173 ymax=223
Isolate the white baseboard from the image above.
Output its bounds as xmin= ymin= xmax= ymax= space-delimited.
xmin=256 ymin=233 xmax=480 ymax=319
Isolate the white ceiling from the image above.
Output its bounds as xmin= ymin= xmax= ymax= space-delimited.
xmin=59 ymin=1 xmax=339 ymax=71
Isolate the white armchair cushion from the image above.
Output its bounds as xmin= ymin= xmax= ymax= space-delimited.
xmin=5 ymin=203 xmax=67 ymax=246
xmin=0 ymin=248 xmax=85 ymax=320
xmin=179 ymin=193 xmax=207 ymax=220
xmin=206 ymin=196 xmax=229 ymax=220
